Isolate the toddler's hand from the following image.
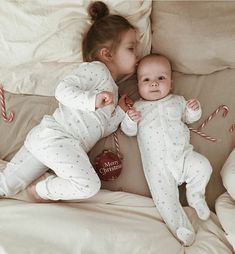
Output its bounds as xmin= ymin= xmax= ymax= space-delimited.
xmin=118 ymin=94 xmax=134 ymax=112
xmin=187 ymin=99 xmax=200 ymax=111
xmin=127 ymin=108 xmax=141 ymax=122
xmin=96 ymin=91 xmax=113 ymax=109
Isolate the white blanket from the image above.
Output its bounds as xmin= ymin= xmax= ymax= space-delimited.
xmin=0 ymin=189 xmax=233 ymax=254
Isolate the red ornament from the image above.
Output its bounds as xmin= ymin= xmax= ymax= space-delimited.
xmin=94 ymin=150 xmax=122 ymax=181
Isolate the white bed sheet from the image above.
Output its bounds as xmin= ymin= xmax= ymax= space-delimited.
xmin=0 ymin=189 xmax=233 ymax=254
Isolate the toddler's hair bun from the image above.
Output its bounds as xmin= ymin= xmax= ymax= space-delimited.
xmin=88 ymin=1 xmax=109 ymax=21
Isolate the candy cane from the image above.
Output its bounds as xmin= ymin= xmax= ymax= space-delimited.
xmin=229 ymin=123 xmax=235 ymax=133
xmin=189 ymin=105 xmax=229 ymax=142
xmin=113 ymin=130 xmax=122 ymax=159
xmin=197 ymin=105 xmax=229 ymax=130
xmin=189 ymin=127 xmax=217 ymax=142
xmin=0 ymin=85 xmax=14 ymax=122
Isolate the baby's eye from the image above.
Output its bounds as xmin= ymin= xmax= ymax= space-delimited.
xmin=158 ymin=76 xmax=166 ymax=80
xmin=143 ymin=78 xmax=150 ymax=82
xmin=128 ymin=47 xmax=134 ymax=51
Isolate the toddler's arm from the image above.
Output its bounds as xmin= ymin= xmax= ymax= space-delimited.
xmin=102 ymin=94 xmax=130 ymax=136
xmin=55 ymin=62 xmax=110 ymax=111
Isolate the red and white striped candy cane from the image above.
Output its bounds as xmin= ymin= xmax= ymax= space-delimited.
xmin=229 ymin=123 xmax=235 ymax=133
xmin=0 ymin=85 xmax=14 ymax=123
xmin=189 ymin=127 xmax=217 ymax=142
xmin=197 ymin=105 xmax=229 ymax=130
xmin=113 ymin=130 xmax=122 ymax=159
xmin=189 ymin=105 xmax=229 ymax=142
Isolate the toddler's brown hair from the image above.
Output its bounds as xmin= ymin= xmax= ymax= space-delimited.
xmin=82 ymin=1 xmax=134 ymax=62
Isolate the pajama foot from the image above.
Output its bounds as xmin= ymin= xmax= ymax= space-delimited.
xmin=27 ymin=184 xmax=48 ymax=203
xmin=25 ymin=172 xmax=54 ymax=203
xmin=0 ymin=173 xmax=5 ymax=197
xmin=193 ymin=199 xmax=210 ymax=220
xmin=176 ymin=227 xmax=195 ymax=246
xmin=0 ymin=189 xmax=5 ymax=197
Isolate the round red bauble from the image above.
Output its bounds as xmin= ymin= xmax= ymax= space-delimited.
xmin=94 ymin=150 xmax=122 ymax=181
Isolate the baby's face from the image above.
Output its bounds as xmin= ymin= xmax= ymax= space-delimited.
xmin=137 ymin=56 xmax=172 ymax=101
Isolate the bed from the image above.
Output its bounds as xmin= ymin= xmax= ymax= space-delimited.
xmin=1 ymin=1 xmax=235 ymax=253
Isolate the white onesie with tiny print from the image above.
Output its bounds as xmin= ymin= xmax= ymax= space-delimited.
xmin=121 ymin=94 xmax=212 ymax=246
xmin=0 ymin=61 xmax=125 ymax=201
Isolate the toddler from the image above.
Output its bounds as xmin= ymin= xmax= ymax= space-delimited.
xmin=0 ymin=1 xmax=137 ymax=202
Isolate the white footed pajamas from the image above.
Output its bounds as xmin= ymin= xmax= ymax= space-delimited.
xmin=121 ymin=94 xmax=212 ymax=246
xmin=0 ymin=61 xmax=125 ymax=200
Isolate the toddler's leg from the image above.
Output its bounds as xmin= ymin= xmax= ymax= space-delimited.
xmin=28 ymin=137 xmax=101 ymax=201
xmin=184 ymin=151 xmax=212 ymax=220
xmin=144 ymin=166 xmax=195 ymax=246
xmin=0 ymin=146 xmax=48 ymax=197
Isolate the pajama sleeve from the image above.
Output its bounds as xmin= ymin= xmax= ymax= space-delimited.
xmin=103 ymin=105 xmax=126 ymax=136
xmin=121 ymin=113 xmax=138 ymax=136
xmin=181 ymin=97 xmax=202 ymax=124
xmin=55 ymin=62 xmax=109 ymax=111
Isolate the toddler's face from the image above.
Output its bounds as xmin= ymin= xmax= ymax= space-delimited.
xmin=137 ymin=56 xmax=172 ymax=101
xmin=112 ymin=29 xmax=137 ymax=79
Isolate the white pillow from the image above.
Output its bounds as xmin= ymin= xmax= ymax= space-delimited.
xmin=0 ymin=0 xmax=151 ymax=96
xmin=221 ymin=149 xmax=235 ymax=200
xmin=151 ymin=1 xmax=235 ymax=75
xmin=215 ymin=192 xmax=235 ymax=251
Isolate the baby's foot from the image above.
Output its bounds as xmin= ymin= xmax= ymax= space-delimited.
xmin=193 ymin=199 xmax=210 ymax=220
xmin=176 ymin=227 xmax=195 ymax=247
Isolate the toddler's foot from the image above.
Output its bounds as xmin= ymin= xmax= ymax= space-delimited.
xmin=193 ymin=199 xmax=210 ymax=220
xmin=0 ymin=172 xmax=4 ymax=196
xmin=176 ymin=227 xmax=195 ymax=247
xmin=26 ymin=181 xmax=57 ymax=203
xmin=27 ymin=184 xmax=46 ymax=203
xmin=0 ymin=189 xmax=5 ymax=197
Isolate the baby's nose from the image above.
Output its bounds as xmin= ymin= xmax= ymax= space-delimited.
xmin=151 ymin=80 xmax=159 ymax=86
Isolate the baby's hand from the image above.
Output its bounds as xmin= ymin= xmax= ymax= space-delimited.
xmin=127 ymin=108 xmax=141 ymax=122
xmin=118 ymin=94 xmax=134 ymax=112
xmin=96 ymin=91 xmax=113 ymax=109
xmin=186 ymin=99 xmax=200 ymax=111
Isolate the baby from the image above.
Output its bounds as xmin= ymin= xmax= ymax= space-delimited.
xmin=121 ymin=54 xmax=212 ymax=246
